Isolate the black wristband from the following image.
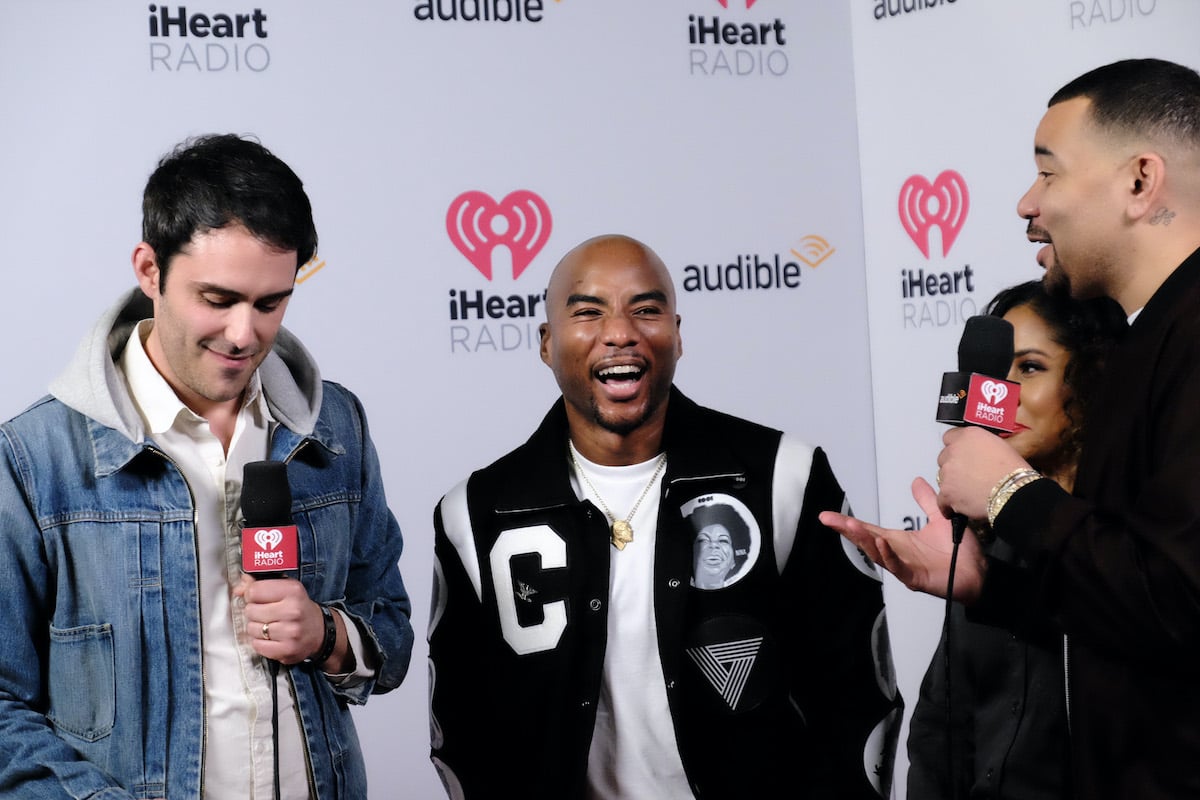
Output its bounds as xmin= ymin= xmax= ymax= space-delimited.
xmin=305 ymin=604 xmax=338 ymax=666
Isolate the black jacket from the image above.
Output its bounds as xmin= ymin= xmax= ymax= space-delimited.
xmin=986 ymin=247 xmax=1200 ymax=799
xmin=428 ymin=389 xmax=901 ymax=799
xmin=907 ymin=541 xmax=1071 ymax=800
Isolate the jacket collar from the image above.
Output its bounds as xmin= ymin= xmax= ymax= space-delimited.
xmin=1128 ymin=245 xmax=1200 ymax=337
xmin=491 ymin=386 xmax=750 ymax=514
xmin=49 ymin=288 xmax=330 ymax=475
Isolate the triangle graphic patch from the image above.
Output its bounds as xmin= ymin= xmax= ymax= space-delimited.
xmin=686 ymin=637 xmax=763 ymax=711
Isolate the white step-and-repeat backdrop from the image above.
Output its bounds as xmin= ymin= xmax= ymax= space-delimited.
xmin=2 ymin=1 xmax=1196 ymax=796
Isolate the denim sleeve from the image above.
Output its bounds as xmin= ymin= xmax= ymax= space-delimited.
xmin=321 ymin=384 xmax=414 ymax=704
xmin=0 ymin=425 xmax=137 ymax=799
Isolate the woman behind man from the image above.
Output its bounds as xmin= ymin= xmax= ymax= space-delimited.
xmin=907 ymin=279 xmax=1126 ymax=799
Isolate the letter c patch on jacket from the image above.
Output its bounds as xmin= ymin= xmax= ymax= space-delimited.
xmin=490 ymin=525 xmax=568 ymax=655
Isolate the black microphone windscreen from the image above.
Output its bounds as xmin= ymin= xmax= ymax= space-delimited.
xmin=241 ymin=460 xmax=293 ymax=526
xmin=957 ymin=315 xmax=1014 ymax=378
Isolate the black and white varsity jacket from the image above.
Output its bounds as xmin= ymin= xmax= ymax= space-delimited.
xmin=428 ymin=388 xmax=901 ymax=799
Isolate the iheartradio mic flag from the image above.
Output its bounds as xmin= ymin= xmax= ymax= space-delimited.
xmin=937 ymin=373 xmax=1020 ymax=433
xmin=936 ymin=315 xmax=1020 ymax=434
xmin=242 ymin=524 xmax=299 ymax=575
xmin=240 ymin=460 xmax=299 ymax=577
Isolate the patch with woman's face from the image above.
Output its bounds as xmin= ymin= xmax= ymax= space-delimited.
xmin=680 ymin=493 xmax=761 ymax=590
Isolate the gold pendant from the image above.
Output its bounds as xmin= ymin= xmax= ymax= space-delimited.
xmin=611 ymin=520 xmax=633 ymax=551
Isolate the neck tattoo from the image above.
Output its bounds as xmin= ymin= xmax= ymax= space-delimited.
xmin=568 ymin=441 xmax=667 ymax=551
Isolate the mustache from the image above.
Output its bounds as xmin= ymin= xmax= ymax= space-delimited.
xmin=1026 ymin=220 xmax=1050 ymax=240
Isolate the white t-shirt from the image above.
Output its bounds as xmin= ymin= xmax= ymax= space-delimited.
xmin=568 ymin=444 xmax=694 ymax=800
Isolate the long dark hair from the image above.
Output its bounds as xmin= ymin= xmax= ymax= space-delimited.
xmin=986 ymin=280 xmax=1126 ymax=466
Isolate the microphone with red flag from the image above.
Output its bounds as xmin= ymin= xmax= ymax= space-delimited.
xmin=931 ymin=314 xmax=1021 ymax=790
xmin=936 ymin=315 xmax=1020 ymax=433
xmin=241 ymin=460 xmax=299 ymax=577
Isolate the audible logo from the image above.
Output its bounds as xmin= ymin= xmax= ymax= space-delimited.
xmin=790 ymin=235 xmax=835 ymax=268
xmin=296 ymin=255 xmax=326 ymax=285
xmin=414 ymin=0 xmax=548 ymax=23
xmin=148 ymin=5 xmax=271 ymax=73
xmin=873 ymin=0 xmax=958 ymax=21
xmin=683 ymin=235 xmax=832 ymax=293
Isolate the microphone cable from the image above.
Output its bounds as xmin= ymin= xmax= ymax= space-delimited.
xmin=943 ymin=514 xmax=968 ymax=800
xmin=935 ymin=314 xmax=1015 ymax=800
xmin=269 ymin=658 xmax=283 ymax=800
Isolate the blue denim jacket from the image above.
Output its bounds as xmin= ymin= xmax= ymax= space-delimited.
xmin=0 ymin=291 xmax=413 ymax=799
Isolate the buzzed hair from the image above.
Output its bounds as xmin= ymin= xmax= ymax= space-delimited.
xmin=1050 ymin=58 xmax=1200 ymax=148
xmin=544 ymin=234 xmax=676 ymax=316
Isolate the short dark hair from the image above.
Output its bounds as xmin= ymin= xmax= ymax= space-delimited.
xmin=141 ymin=134 xmax=318 ymax=286
xmin=1050 ymin=59 xmax=1200 ymax=149
xmin=987 ymin=280 xmax=1126 ymax=462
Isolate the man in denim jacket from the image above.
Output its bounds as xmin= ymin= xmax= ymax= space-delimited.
xmin=0 ymin=135 xmax=413 ymax=798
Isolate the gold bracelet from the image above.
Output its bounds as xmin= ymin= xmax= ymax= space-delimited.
xmin=987 ymin=468 xmax=1030 ymax=511
xmin=987 ymin=468 xmax=1042 ymax=527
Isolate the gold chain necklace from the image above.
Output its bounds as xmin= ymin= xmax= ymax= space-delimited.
xmin=568 ymin=441 xmax=667 ymax=551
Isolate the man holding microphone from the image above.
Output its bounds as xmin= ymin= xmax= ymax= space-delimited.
xmin=823 ymin=58 xmax=1200 ymax=799
xmin=0 ymin=134 xmax=413 ymax=798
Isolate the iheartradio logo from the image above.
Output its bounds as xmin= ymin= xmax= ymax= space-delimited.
xmin=242 ymin=524 xmax=299 ymax=573
xmin=898 ymin=170 xmax=969 ymax=258
xmin=253 ymin=528 xmax=284 ymax=551
xmin=980 ymin=380 xmax=1008 ymax=405
xmin=716 ymin=0 xmax=758 ymax=7
xmin=446 ymin=190 xmax=552 ymax=281
xmin=937 ymin=373 xmax=1018 ymax=432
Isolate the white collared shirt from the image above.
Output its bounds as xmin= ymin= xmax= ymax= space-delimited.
xmin=120 ymin=320 xmax=312 ymax=799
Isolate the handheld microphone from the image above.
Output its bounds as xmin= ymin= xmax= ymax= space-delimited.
xmin=241 ymin=460 xmax=299 ymax=578
xmin=936 ymin=315 xmax=1019 ymax=544
xmin=936 ymin=315 xmax=1020 ymax=433
xmin=241 ymin=460 xmax=302 ymax=799
xmin=934 ymin=315 xmax=1019 ymax=800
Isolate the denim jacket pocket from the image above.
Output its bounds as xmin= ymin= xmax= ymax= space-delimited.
xmin=47 ymin=623 xmax=116 ymax=742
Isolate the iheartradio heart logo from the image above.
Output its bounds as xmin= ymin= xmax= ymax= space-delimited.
xmin=981 ymin=380 xmax=1009 ymax=405
xmin=254 ymin=528 xmax=283 ymax=551
xmin=716 ymin=0 xmax=758 ymax=7
xmin=898 ymin=170 xmax=969 ymax=258
xmin=446 ymin=190 xmax=552 ymax=280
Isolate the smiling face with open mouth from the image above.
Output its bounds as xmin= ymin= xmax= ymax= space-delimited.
xmin=540 ymin=235 xmax=683 ymax=465
xmin=693 ymin=524 xmax=735 ymax=588
xmin=1017 ymin=96 xmax=1133 ymax=302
